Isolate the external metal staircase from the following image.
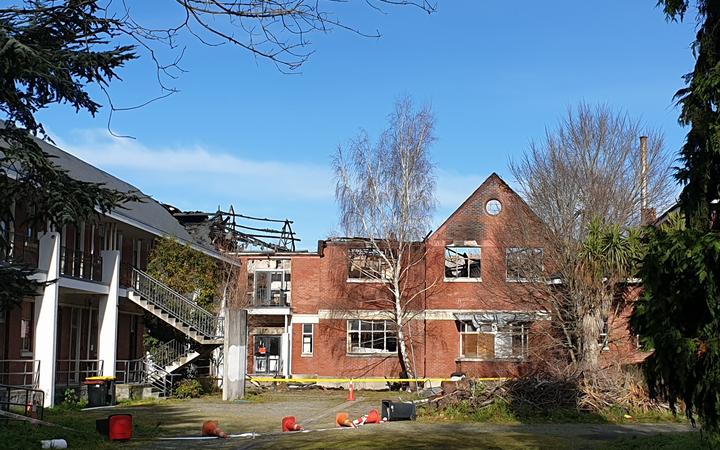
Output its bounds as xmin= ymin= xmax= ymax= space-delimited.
xmin=126 ymin=268 xmax=224 ymax=396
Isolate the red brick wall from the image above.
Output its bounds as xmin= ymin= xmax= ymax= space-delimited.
xmin=426 ymin=174 xmax=547 ymax=312
xmin=237 ymin=174 xmax=646 ymax=379
xmin=292 ymin=320 xmax=403 ymax=377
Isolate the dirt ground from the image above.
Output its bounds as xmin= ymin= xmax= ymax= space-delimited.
xmin=73 ymin=390 xmax=693 ymax=449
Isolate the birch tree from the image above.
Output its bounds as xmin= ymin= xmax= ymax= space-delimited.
xmin=333 ymin=96 xmax=436 ymax=379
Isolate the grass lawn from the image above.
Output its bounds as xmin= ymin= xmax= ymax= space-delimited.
xmin=0 ymin=391 xmax=701 ymax=449
xmin=605 ymin=432 xmax=705 ymax=449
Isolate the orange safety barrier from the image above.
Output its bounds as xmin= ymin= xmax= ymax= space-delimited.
xmin=282 ymin=416 xmax=304 ymax=432
xmin=201 ymin=420 xmax=229 ymax=439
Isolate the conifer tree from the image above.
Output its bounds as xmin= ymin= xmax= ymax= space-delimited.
xmin=633 ymin=1 xmax=720 ymax=440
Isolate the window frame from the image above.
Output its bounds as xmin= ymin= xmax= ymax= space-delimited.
xmin=444 ymin=246 xmax=482 ymax=282
xmin=346 ymin=319 xmax=397 ymax=355
xmin=346 ymin=247 xmax=392 ymax=283
xmin=505 ymin=247 xmax=544 ymax=282
xmin=301 ymin=323 xmax=314 ymax=356
xmin=253 ymin=268 xmax=291 ymax=306
xmin=458 ymin=320 xmax=530 ymax=361
xmin=20 ymin=302 xmax=34 ymax=357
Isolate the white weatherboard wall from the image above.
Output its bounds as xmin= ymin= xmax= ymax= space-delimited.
xmin=34 ymin=232 xmax=60 ymax=407
xmin=98 ymin=250 xmax=120 ymax=377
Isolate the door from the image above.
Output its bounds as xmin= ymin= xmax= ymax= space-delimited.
xmin=254 ymin=336 xmax=281 ymax=374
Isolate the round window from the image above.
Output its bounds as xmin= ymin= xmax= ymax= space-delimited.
xmin=485 ymin=199 xmax=502 ymax=216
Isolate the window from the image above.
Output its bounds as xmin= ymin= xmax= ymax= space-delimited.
xmin=254 ymin=269 xmax=291 ymax=306
xmin=20 ymin=302 xmax=33 ymax=355
xmin=347 ymin=247 xmax=392 ymax=281
xmin=506 ymin=247 xmax=543 ymax=282
xmin=445 ymin=246 xmax=481 ymax=280
xmin=302 ymin=324 xmax=314 ymax=355
xmin=347 ymin=320 xmax=397 ymax=354
xmin=485 ymin=199 xmax=502 ymax=216
xmin=0 ymin=219 xmax=8 ymax=260
xmin=599 ymin=317 xmax=609 ymax=350
xmin=460 ymin=322 xmax=494 ymax=359
xmin=460 ymin=321 xmax=529 ymax=360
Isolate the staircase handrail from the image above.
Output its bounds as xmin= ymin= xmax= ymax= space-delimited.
xmin=131 ymin=267 xmax=223 ymax=339
xmin=149 ymin=339 xmax=194 ymax=369
xmin=144 ymin=361 xmax=180 ymax=397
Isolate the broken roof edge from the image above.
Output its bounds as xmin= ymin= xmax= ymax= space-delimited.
xmin=229 ymin=250 xmax=317 ymax=257
xmin=324 ymin=236 xmax=425 ymax=244
xmin=105 ymin=210 xmax=240 ymax=266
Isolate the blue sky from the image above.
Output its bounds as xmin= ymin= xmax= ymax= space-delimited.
xmin=39 ymin=1 xmax=696 ymax=250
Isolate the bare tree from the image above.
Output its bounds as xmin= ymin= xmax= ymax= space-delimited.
xmin=508 ymin=103 xmax=674 ymax=374
xmin=332 ymin=96 xmax=436 ymax=379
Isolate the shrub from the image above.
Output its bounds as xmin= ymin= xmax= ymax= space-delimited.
xmin=175 ymin=379 xmax=203 ymax=399
xmin=55 ymin=388 xmax=87 ymax=410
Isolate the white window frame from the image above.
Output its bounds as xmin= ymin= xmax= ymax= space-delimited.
xmin=506 ymin=247 xmax=544 ymax=282
xmin=444 ymin=246 xmax=482 ymax=282
xmin=253 ymin=268 xmax=291 ymax=306
xmin=347 ymin=319 xmax=397 ymax=355
xmin=459 ymin=320 xmax=529 ymax=361
xmin=302 ymin=323 xmax=314 ymax=356
xmin=599 ymin=317 xmax=610 ymax=351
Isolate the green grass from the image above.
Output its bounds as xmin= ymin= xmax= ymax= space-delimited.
xmin=604 ymin=432 xmax=704 ymax=449
xmin=419 ymin=398 xmax=684 ymax=425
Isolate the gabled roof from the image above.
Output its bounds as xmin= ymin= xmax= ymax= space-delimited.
xmin=429 ymin=172 xmax=540 ymax=240
xmin=3 ymin=132 xmax=232 ymax=263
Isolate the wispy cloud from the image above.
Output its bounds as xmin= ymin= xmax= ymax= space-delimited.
xmin=54 ymin=128 xmax=334 ymax=202
xmin=51 ymin=128 xmax=493 ymax=242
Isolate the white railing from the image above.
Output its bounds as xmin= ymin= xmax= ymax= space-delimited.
xmin=149 ymin=339 xmax=194 ymax=369
xmin=130 ymin=268 xmax=223 ymax=339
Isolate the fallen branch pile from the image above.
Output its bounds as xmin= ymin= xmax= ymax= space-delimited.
xmin=424 ymin=370 xmax=669 ymax=415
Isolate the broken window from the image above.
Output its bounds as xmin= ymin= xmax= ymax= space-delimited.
xmin=506 ymin=247 xmax=543 ymax=282
xmin=347 ymin=320 xmax=397 ymax=354
xmin=254 ymin=269 xmax=291 ymax=306
xmin=445 ymin=246 xmax=481 ymax=279
xmin=347 ymin=247 xmax=392 ymax=281
xmin=460 ymin=321 xmax=529 ymax=360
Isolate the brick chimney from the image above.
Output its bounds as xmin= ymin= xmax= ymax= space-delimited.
xmin=640 ymin=136 xmax=656 ymax=224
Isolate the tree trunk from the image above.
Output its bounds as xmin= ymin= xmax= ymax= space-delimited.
xmin=394 ymin=289 xmax=415 ymax=380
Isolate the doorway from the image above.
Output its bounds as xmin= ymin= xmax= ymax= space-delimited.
xmin=254 ymin=335 xmax=281 ymax=374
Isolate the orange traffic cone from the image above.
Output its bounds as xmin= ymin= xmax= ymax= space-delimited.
xmin=201 ymin=420 xmax=229 ymax=439
xmin=366 ymin=409 xmax=381 ymax=424
xmin=336 ymin=412 xmax=355 ymax=428
xmin=347 ymin=381 xmax=356 ymax=401
xmin=282 ymin=416 xmax=304 ymax=432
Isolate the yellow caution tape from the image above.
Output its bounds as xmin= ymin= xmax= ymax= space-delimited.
xmin=247 ymin=377 xmax=509 ymax=383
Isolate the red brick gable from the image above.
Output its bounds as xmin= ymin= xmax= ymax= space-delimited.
xmin=430 ymin=173 xmax=541 ymax=243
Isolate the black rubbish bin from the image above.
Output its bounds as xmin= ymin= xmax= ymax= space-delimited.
xmin=106 ymin=379 xmax=116 ymax=406
xmin=381 ymin=400 xmax=417 ymax=421
xmin=86 ymin=381 xmax=108 ymax=407
xmin=85 ymin=376 xmax=117 ymax=407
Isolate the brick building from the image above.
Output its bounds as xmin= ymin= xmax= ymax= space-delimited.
xmin=3 ymin=134 xmax=645 ymax=404
xmin=238 ymin=173 xmax=641 ymax=381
